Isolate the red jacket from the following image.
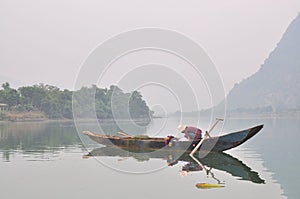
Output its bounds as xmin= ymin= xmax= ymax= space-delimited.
xmin=183 ymin=126 xmax=202 ymax=140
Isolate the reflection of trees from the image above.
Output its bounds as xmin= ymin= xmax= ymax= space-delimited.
xmin=0 ymin=121 xmax=143 ymax=161
xmin=0 ymin=122 xmax=46 ymax=149
xmin=0 ymin=127 xmax=8 ymax=140
xmin=2 ymin=151 xmax=10 ymax=162
xmin=0 ymin=122 xmax=80 ymax=161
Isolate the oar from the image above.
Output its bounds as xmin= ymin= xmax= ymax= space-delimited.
xmin=196 ymin=183 xmax=224 ymax=189
xmin=190 ymin=118 xmax=223 ymax=156
xmin=206 ymin=118 xmax=224 ymax=137
xmin=190 ymin=151 xmax=224 ymax=187
xmin=189 ymin=153 xmax=208 ymax=172
xmin=117 ymin=131 xmax=133 ymax=138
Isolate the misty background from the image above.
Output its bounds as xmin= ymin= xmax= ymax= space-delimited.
xmin=1 ymin=0 xmax=300 ymax=114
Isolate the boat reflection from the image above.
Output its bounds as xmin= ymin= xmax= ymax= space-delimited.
xmin=84 ymin=146 xmax=265 ymax=185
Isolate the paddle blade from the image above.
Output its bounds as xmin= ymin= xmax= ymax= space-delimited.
xmin=196 ymin=183 xmax=225 ymax=189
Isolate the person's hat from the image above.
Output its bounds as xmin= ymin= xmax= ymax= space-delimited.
xmin=177 ymin=124 xmax=186 ymax=132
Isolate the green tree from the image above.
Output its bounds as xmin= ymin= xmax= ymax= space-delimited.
xmin=0 ymin=82 xmax=151 ymax=120
xmin=18 ymin=84 xmax=47 ymax=109
xmin=129 ymin=91 xmax=150 ymax=118
xmin=0 ymin=82 xmax=20 ymax=107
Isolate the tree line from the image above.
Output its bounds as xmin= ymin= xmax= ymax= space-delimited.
xmin=0 ymin=82 xmax=152 ymax=119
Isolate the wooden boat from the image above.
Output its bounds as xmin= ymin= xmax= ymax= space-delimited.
xmin=84 ymin=146 xmax=265 ymax=184
xmin=83 ymin=124 xmax=263 ymax=152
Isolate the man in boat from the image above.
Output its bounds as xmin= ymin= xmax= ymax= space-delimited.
xmin=177 ymin=125 xmax=202 ymax=141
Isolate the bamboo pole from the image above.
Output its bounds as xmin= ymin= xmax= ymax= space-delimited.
xmin=189 ymin=118 xmax=223 ymax=156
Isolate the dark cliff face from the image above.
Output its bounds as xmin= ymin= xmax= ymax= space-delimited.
xmin=225 ymin=13 xmax=300 ymax=112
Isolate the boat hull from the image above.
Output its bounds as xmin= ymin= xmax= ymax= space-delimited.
xmin=83 ymin=124 xmax=263 ymax=152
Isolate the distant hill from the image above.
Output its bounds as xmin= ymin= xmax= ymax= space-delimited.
xmin=216 ymin=13 xmax=300 ymax=114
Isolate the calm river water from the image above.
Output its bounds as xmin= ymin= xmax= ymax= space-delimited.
xmin=0 ymin=117 xmax=299 ymax=199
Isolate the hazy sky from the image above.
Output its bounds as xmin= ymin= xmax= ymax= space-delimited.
xmin=1 ymin=0 xmax=300 ymax=112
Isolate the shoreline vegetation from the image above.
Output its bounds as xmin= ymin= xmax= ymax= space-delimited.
xmin=0 ymin=82 xmax=152 ymax=122
xmin=1 ymin=82 xmax=298 ymax=123
xmin=1 ymin=109 xmax=299 ymax=123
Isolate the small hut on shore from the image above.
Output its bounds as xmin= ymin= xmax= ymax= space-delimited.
xmin=0 ymin=103 xmax=8 ymax=111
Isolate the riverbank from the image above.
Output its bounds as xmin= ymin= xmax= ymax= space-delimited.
xmin=0 ymin=111 xmax=152 ymax=123
xmin=2 ymin=110 xmax=299 ymax=123
xmin=0 ymin=111 xmax=46 ymax=122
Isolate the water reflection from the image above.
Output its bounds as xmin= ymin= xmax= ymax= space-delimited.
xmin=0 ymin=118 xmax=297 ymax=198
xmin=0 ymin=121 xmax=80 ymax=161
xmin=84 ymin=146 xmax=265 ymax=186
xmin=0 ymin=119 xmax=150 ymax=162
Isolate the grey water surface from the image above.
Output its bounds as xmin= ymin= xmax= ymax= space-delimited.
xmin=0 ymin=117 xmax=299 ymax=199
